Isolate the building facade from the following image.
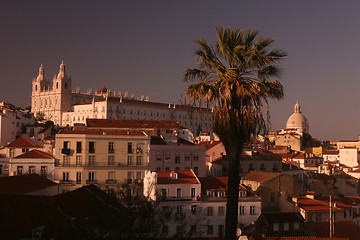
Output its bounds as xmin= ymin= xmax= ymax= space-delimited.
xmin=54 ymin=129 xmax=151 ymax=191
xmin=31 ymin=62 xmax=213 ymax=134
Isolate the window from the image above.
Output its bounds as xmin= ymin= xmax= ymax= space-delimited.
xmin=108 ymin=142 xmax=114 ymax=153
xmin=156 ymin=153 xmax=162 ymax=161
xmin=218 ymin=225 xmax=225 ymax=237
xmin=127 ymin=171 xmax=133 ymax=183
xmin=165 ymin=167 xmax=170 ymax=171
xmin=273 ymin=163 xmax=278 ymax=171
xmin=136 ymin=171 xmax=143 ymax=180
xmin=260 ymin=163 xmax=265 ymax=171
xmin=0 ymin=165 xmax=2 ymax=174
xmin=207 ymin=225 xmax=213 ymax=235
xmin=63 ymin=141 xmax=70 ymax=149
xmin=218 ymin=206 xmax=225 ymax=216
xmin=270 ymin=191 xmax=275 ymax=202
xmin=165 ymin=153 xmax=171 ymax=162
xmin=127 ymin=156 xmax=133 ymax=166
xmin=250 ymin=206 xmax=255 ymax=215
xmin=191 ymin=188 xmax=196 ymax=198
xmin=176 ymin=188 xmax=182 ymax=198
xmin=239 ymin=190 xmax=247 ymax=197
xmin=239 ymin=206 xmax=245 ymax=215
xmin=273 ymin=223 xmax=279 ymax=231
xmin=136 ymin=143 xmax=143 ymax=154
xmin=175 ymin=153 xmax=180 ymax=163
xmin=193 ymin=153 xmax=199 ymax=161
xmin=63 ymin=155 xmax=70 ymax=166
xmin=76 ymin=141 xmax=82 ymax=153
xmin=108 ymin=171 xmax=115 ymax=180
xmin=9 ymin=149 xmax=15 ymax=158
xmin=194 ymin=167 xmax=198 ymax=175
xmin=128 ymin=142 xmax=133 ymax=154
xmin=284 ymin=222 xmax=289 ymax=231
xmin=76 ymin=172 xmax=82 ymax=184
xmin=191 ymin=205 xmax=197 ymax=214
xmin=294 ymin=222 xmax=299 ymax=230
xmin=161 ymin=189 xmax=167 ymax=199
xmin=29 ymin=166 xmax=35 ymax=174
xmin=177 ymin=205 xmax=183 ymax=214
xmin=249 ymin=163 xmax=254 ymax=171
xmin=76 ymin=155 xmax=82 ymax=165
xmin=108 ymin=155 xmax=115 ymax=166
xmin=185 ymin=153 xmax=190 ymax=161
xmin=22 ymin=148 xmax=29 ymax=153
xmin=207 ymin=206 xmax=213 ymax=216
xmin=89 ymin=141 xmax=95 ymax=153
xmin=136 ymin=156 xmax=143 ymax=166
xmin=63 ymin=172 xmax=69 ymax=181
xmin=156 ymin=167 xmax=161 ymax=171
xmin=88 ymin=172 xmax=95 ymax=182
xmin=40 ymin=166 xmax=47 ymax=176
xmin=88 ymin=155 xmax=95 ymax=166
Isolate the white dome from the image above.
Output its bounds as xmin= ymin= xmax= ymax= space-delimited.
xmin=286 ymin=102 xmax=309 ymax=133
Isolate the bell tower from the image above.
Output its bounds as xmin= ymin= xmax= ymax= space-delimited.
xmin=31 ymin=64 xmax=50 ymax=116
xmin=52 ymin=61 xmax=72 ymax=124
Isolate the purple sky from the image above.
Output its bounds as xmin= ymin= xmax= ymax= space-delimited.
xmin=1 ymin=1 xmax=360 ymax=140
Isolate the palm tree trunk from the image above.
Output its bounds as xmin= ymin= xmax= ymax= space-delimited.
xmin=225 ymin=147 xmax=242 ymax=240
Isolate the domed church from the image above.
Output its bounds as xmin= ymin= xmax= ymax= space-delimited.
xmin=285 ymin=102 xmax=309 ymax=134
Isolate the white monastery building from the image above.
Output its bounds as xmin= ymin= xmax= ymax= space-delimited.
xmin=31 ymin=62 xmax=212 ymax=134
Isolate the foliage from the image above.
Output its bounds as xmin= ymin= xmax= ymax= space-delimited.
xmin=35 ymin=112 xmax=45 ymax=121
xmin=184 ymin=26 xmax=286 ymax=239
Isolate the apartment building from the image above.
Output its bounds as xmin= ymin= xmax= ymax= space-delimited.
xmin=143 ymin=170 xmax=261 ymax=238
xmin=54 ymin=129 xmax=150 ymax=191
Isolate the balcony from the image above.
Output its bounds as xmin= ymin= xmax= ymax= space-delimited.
xmin=56 ymin=162 xmax=149 ymax=168
xmin=59 ymin=180 xmax=75 ymax=185
xmin=86 ymin=180 xmax=98 ymax=184
xmin=105 ymin=179 xmax=117 ymax=185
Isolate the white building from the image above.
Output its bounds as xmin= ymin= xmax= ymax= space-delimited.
xmin=31 ymin=62 xmax=213 ymax=134
xmin=0 ymin=102 xmax=35 ymax=147
xmin=285 ymin=102 xmax=309 ymax=134
xmin=339 ymin=147 xmax=360 ymax=167
xmin=8 ymin=149 xmax=55 ymax=180
xmin=143 ymin=170 xmax=261 ymax=238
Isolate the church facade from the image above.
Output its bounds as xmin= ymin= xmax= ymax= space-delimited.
xmin=31 ymin=62 xmax=213 ymax=134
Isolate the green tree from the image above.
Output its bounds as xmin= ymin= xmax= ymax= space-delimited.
xmin=184 ymin=26 xmax=286 ymax=239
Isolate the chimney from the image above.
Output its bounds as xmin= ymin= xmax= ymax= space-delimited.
xmin=306 ymin=191 xmax=315 ymax=199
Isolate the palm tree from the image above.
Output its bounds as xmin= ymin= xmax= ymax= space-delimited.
xmin=184 ymin=26 xmax=286 ymax=239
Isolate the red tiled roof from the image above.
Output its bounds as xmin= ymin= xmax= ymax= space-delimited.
xmin=6 ymin=136 xmax=41 ymax=148
xmin=0 ymin=174 xmax=57 ymax=195
xmin=14 ymin=149 xmax=54 ymax=159
xmin=198 ymin=176 xmax=250 ymax=193
xmin=296 ymin=196 xmax=351 ymax=212
xmin=323 ymin=150 xmax=339 ymax=155
xmin=156 ymin=170 xmax=200 ymax=185
xmin=196 ymin=140 xmax=222 ymax=149
xmin=86 ymin=118 xmax=186 ymax=130
xmin=243 ymin=171 xmax=283 ymax=183
xmin=59 ymin=129 xmax=146 ymax=136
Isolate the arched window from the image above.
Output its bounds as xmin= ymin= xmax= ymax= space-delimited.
xmin=56 ymin=82 xmax=59 ymax=89
xmin=35 ymin=85 xmax=38 ymax=91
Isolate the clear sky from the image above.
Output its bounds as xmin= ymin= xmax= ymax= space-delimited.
xmin=1 ymin=1 xmax=360 ymax=140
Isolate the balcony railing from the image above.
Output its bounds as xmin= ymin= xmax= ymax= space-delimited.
xmin=86 ymin=180 xmax=98 ymax=184
xmin=105 ymin=179 xmax=117 ymax=185
xmin=56 ymin=162 xmax=149 ymax=167
xmin=59 ymin=180 xmax=75 ymax=185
